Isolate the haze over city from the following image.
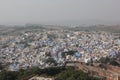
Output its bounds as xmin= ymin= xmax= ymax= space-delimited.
xmin=0 ymin=0 xmax=120 ymax=80
xmin=0 ymin=0 xmax=120 ymax=26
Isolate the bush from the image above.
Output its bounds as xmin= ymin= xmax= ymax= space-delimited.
xmin=56 ymin=67 xmax=100 ymax=80
xmin=0 ymin=67 xmax=100 ymax=80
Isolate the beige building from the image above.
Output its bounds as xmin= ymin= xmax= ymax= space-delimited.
xmin=29 ymin=76 xmax=54 ymax=80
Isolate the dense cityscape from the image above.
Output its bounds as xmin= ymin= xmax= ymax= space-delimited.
xmin=0 ymin=29 xmax=119 ymax=70
xmin=0 ymin=26 xmax=120 ymax=80
xmin=0 ymin=0 xmax=120 ymax=80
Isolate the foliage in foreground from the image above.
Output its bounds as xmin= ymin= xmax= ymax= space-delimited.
xmin=56 ymin=67 xmax=99 ymax=80
xmin=0 ymin=67 xmax=100 ymax=80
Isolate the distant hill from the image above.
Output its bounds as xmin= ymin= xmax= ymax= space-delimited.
xmin=70 ymin=25 xmax=120 ymax=33
xmin=0 ymin=24 xmax=120 ymax=36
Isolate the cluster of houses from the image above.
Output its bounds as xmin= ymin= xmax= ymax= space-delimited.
xmin=0 ymin=29 xmax=120 ymax=71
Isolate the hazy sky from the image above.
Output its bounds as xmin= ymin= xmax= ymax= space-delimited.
xmin=0 ymin=0 xmax=120 ymax=26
